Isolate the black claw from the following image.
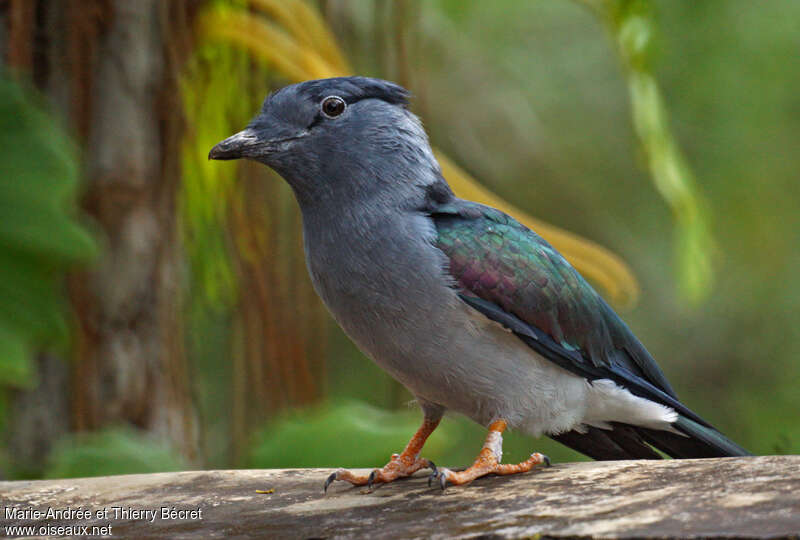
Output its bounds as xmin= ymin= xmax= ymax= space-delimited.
xmin=428 ymin=460 xmax=437 ymax=476
xmin=323 ymin=472 xmax=337 ymax=494
xmin=427 ymin=468 xmax=439 ymax=487
xmin=543 ymin=455 xmax=552 ymax=468
xmin=439 ymin=472 xmax=447 ymax=491
xmin=367 ymin=470 xmax=376 ymax=491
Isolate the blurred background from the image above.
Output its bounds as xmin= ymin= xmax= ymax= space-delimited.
xmin=0 ymin=0 xmax=798 ymax=480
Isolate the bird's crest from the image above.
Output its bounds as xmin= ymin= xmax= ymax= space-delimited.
xmin=267 ymin=76 xmax=411 ymax=110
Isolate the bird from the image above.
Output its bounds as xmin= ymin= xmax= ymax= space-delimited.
xmin=209 ymin=76 xmax=750 ymax=491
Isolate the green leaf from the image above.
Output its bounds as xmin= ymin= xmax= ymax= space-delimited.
xmin=0 ymin=326 xmax=35 ymax=388
xmin=0 ymin=73 xmax=97 ymax=389
xmin=44 ymin=427 xmax=185 ymax=479
xmin=179 ymin=43 xmax=260 ymax=309
xmin=248 ymin=401 xmax=459 ymax=468
xmin=602 ymin=0 xmax=716 ymax=304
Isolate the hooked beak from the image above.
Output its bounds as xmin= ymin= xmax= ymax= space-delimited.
xmin=209 ymin=125 xmax=308 ymax=161
xmin=208 ymin=127 xmax=261 ymax=161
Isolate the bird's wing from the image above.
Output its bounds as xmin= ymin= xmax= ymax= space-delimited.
xmin=430 ymin=200 xmax=754 ymax=458
xmin=431 ymin=199 xmax=751 ymax=458
xmin=431 ymin=199 xmax=710 ymax=426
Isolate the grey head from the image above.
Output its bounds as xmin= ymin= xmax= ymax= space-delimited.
xmin=209 ymin=76 xmax=453 ymax=211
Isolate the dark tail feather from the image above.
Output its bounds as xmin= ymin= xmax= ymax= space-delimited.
xmin=553 ymin=416 xmax=751 ymax=460
xmin=551 ymin=424 xmax=662 ymax=461
xmin=639 ymin=415 xmax=751 ymax=458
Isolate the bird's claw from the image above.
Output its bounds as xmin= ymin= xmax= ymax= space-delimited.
xmin=426 ymin=460 xmax=438 ymax=486
xmin=426 ymin=453 xmax=548 ymax=489
xmin=367 ymin=470 xmax=377 ymax=491
xmin=324 ymin=458 xmax=437 ymax=494
xmin=323 ymin=472 xmax=337 ymax=493
xmin=428 ymin=467 xmax=449 ymax=490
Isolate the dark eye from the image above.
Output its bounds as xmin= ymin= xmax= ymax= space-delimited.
xmin=321 ymin=96 xmax=346 ymax=118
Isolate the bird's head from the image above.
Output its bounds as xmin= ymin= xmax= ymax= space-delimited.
xmin=209 ymin=76 xmax=447 ymax=208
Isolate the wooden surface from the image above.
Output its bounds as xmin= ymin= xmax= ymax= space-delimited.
xmin=1 ymin=456 xmax=799 ymax=539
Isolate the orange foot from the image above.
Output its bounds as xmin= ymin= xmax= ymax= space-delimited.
xmin=324 ymin=417 xmax=440 ymax=493
xmin=429 ymin=419 xmax=550 ymax=490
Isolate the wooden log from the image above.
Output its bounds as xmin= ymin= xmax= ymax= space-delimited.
xmin=1 ymin=456 xmax=798 ymax=538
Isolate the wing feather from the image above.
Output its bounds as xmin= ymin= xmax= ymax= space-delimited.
xmin=430 ymin=199 xmax=750 ymax=458
xmin=432 ymin=200 xmax=679 ymax=401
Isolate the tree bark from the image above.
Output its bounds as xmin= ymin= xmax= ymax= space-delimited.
xmin=6 ymin=355 xmax=70 ymax=476
xmin=68 ymin=0 xmax=197 ymax=460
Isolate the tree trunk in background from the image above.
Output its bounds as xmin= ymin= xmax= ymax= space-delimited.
xmin=7 ymin=354 xmax=71 ymax=476
xmin=2 ymin=0 xmax=199 ymax=465
xmin=70 ymin=0 xmax=197 ymax=460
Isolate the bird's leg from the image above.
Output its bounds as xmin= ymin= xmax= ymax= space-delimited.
xmin=431 ymin=419 xmax=549 ymax=489
xmin=324 ymin=416 xmax=440 ymax=492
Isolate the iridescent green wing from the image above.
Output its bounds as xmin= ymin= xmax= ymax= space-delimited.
xmin=432 ymin=199 xmax=694 ymax=415
xmin=432 ymin=200 xmax=755 ymax=459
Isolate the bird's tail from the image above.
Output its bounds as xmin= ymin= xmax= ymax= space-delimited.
xmin=639 ymin=414 xmax=751 ymax=458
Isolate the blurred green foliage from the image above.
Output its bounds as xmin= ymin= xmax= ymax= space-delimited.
xmin=44 ymin=427 xmax=185 ymax=479
xmin=0 ymin=74 xmax=96 ymax=392
xmin=180 ymin=43 xmax=259 ymax=309
xmin=249 ymin=402 xmax=458 ymax=468
xmin=602 ymin=0 xmax=716 ymax=303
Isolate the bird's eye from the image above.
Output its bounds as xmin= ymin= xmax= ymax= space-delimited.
xmin=321 ymin=96 xmax=346 ymax=118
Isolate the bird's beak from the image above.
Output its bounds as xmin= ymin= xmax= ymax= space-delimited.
xmin=208 ymin=127 xmax=260 ymax=161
